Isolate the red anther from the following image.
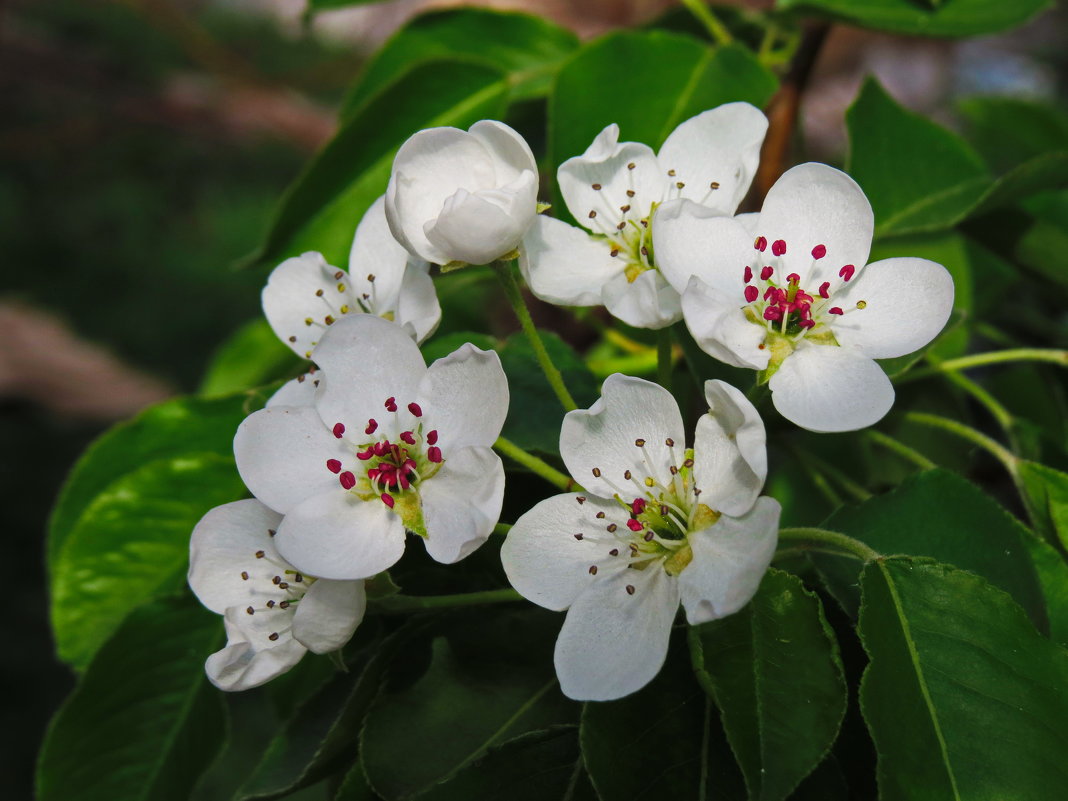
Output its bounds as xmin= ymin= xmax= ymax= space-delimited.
xmin=772 ymin=239 xmax=787 ymax=256
xmin=631 ymin=498 xmax=647 ymax=514
xmin=763 ymin=286 xmax=777 ymax=302
xmin=839 ymin=264 xmax=856 ymax=282
xmin=373 ymin=441 xmax=390 ymax=457
xmin=407 ymin=402 xmax=423 ymax=417
xmin=426 ymin=430 xmax=439 ymax=445
xmin=332 ymin=422 xmax=346 ymax=439
xmin=357 ymin=447 xmax=374 ymax=461
xmin=339 ymin=472 xmax=356 ymax=490
xmin=743 ymin=266 xmax=753 ymax=284
xmin=404 ymin=458 xmax=418 ymax=472
xmin=428 ymin=446 xmax=442 ymax=463
xmin=381 ymin=493 xmax=395 ymax=509
xmin=626 ymin=519 xmax=643 ymax=532
xmin=367 ymin=468 xmax=380 ymax=482
xmin=798 ymin=319 xmax=816 ymax=330
xmin=744 ymin=285 xmax=759 ymax=303
xmin=400 ymin=431 xmax=416 ymax=445
xmin=763 ymin=307 xmax=783 ymax=321
xmin=819 ymin=282 xmax=830 ymax=299
xmin=760 ymin=266 xmax=774 ymax=281
xmin=326 ymin=459 xmax=342 ymax=474
xmin=795 ymin=290 xmax=813 ymax=306
xmin=786 ymin=273 xmax=800 ymax=285
xmin=398 ymin=473 xmax=411 ymax=490
xmin=755 ymin=236 xmax=767 ymax=252
xmin=829 ymin=307 xmax=844 ymax=315
xmin=365 ymin=419 xmax=378 ymax=435
xmin=385 ymin=397 xmax=398 ymax=412
xmin=812 ymin=244 xmax=827 ymax=260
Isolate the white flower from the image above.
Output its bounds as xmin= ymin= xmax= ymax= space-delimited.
xmin=188 ymin=499 xmax=365 ymax=691
xmin=385 ymin=120 xmax=539 ymax=266
xmin=653 ymin=163 xmax=955 ymax=432
xmin=500 ymin=374 xmax=780 ymax=701
xmin=234 ymin=314 xmax=509 ymax=580
xmin=520 ymin=103 xmax=767 ymax=329
xmin=263 ymin=196 xmax=441 ymax=362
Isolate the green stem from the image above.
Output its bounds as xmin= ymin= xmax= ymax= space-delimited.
xmin=778 ymin=527 xmax=881 ymax=562
xmin=903 ymin=411 xmax=1018 ymax=475
xmin=865 ymin=430 xmax=936 ymax=471
xmin=494 ymin=435 xmax=578 ymax=492
xmin=680 ymin=0 xmax=733 ymax=45
xmin=372 ymin=588 xmax=523 ymax=613
xmin=901 ymin=348 xmax=1068 ymax=383
xmin=657 ymin=328 xmax=673 ymax=391
xmin=588 ymin=351 xmax=658 ymax=380
xmin=492 ymin=522 xmax=512 ymax=536
xmin=494 ymin=261 xmax=577 ymax=412
xmin=940 ymin=368 xmax=1015 ymax=437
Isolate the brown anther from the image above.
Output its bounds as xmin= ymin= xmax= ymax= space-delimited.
xmin=676 ymin=181 xmax=684 ymax=189
xmin=665 ymin=438 xmax=675 ymax=447
xmin=333 ymin=271 xmax=344 ymax=280
xmin=592 ymin=183 xmax=602 ymax=190
xmin=610 ymin=249 xmax=620 ymax=257
xmin=589 ymin=565 xmax=598 ymax=575
xmin=266 ymin=600 xmax=275 ymax=608
xmin=626 ymin=189 xmax=635 ymax=197
xmin=644 ymin=531 xmax=654 ymax=541
xmin=297 ymin=374 xmax=306 ymax=383
xmin=620 ymin=205 xmax=631 ymax=213
xmin=710 ymin=181 xmax=720 ymax=189
xmin=288 ymin=336 xmax=297 ymax=343
xmin=616 ymin=222 xmax=626 ymax=230
xmin=627 ymin=162 xmax=636 ymax=170
xmin=667 ymin=169 xmax=676 ymax=176
xmin=640 ymin=220 xmax=648 ymax=228
xmin=635 ymin=438 xmax=646 ymax=447
xmin=241 ymin=571 xmax=249 ymax=580
xmin=669 ymin=465 xmax=679 ymax=475
xmin=279 ymin=582 xmax=290 ymax=589
xmin=577 ymin=496 xmax=586 ymax=504
xmin=592 ymin=467 xmax=602 ymax=477
xmin=574 ymin=533 xmax=584 ymax=540
xmin=268 ymin=632 xmax=280 ymax=641
xmin=640 ymin=246 xmax=649 ymax=256
xmin=683 ymin=458 xmax=694 ymax=468
xmin=246 ymin=606 xmax=254 ymax=615
xmin=294 ymin=573 xmax=303 ymax=583
xmin=660 ymin=504 xmax=669 ymax=516
xmin=367 ymin=274 xmax=376 ymax=282
xmin=624 ymin=470 xmax=632 ymax=480
xmin=255 ymin=550 xmax=265 ymax=559
xmin=588 ymin=210 xmax=597 ymax=219
xmin=268 ymin=529 xmax=276 ymax=537
xmin=607 ymin=523 xmax=618 ymax=532
xmin=315 ymin=289 xmax=324 ymax=297
xmin=596 ymin=511 xmax=606 ymax=519
xmin=324 ymin=315 xmax=335 ymax=325
xmin=626 ymin=585 xmax=636 ymax=595
xmin=279 ymin=601 xmax=290 ymax=609
xmin=609 ymin=549 xmax=619 ymax=556
xmin=272 ymin=576 xmax=281 ymax=585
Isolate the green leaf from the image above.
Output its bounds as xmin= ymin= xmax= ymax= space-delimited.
xmin=776 ymin=0 xmax=1052 ymax=38
xmin=1021 ymin=530 xmax=1068 ymax=648
xmin=958 ymin=96 xmax=1068 ymax=174
xmin=499 ymin=329 xmax=598 ymax=453
xmin=308 ymin=0 xmax=382 ymax=10
xmin=249 ymin=59 xmax=508 ymax=268
xmin=48 ymin=392 xmax=259 ymax=569
xmin=814 ymin=469 xmax=1047 ymax=630
xmin=858 ymin=557 xmax=1068 ymax=800
xmin=847 ymin=78 xmax=991 ymax=238
xmin=689 ymin=569 xmax=847 ymax=801
xmin=37 ymin=596 xmax=226 ymax=801
xmin=333 ymin=763 xmax=377 ymax=801
xmin=582 ymin=630 xmax=746 ymax=801
xmin=1017 ymin=460 xmax=1068 ymax=551
xmin=550 ymin=32 xmax=777 ymax=222
xmin=236 ymin=624 xmax=413 ymax=801
xmin=51 ymin=453 xmax=248 ymax=669
xmin=360 ymin=611 xmax=575 ymax=799
xmin=416 ymin=726 xmax=584 ymax=801
xmin=340 ymin=8 xmax=578 ymax=117
xmin=199 ymin=319 xmax=301 ymax=398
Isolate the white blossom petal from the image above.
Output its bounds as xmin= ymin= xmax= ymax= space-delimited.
xmin=312 ymin=315 xmax=427 ymax=439
xmin=554 ymin=567 xmax=680 ymax=701
xmin=266 ymin=373 xmax=321 ymax=408
xmin=653 ymin=199 xmax=752 ymax=295
xmin=693 ymin=380 xmax=767 ymax=517
xmin=205 ymin=608 xmax=306 ymax=691
xmin=394 ymin=264 xmax=441 ymax=344
xmin=417 ymin=344 xmax=508 ymax=452
xmin=769 ymin=344 xmax=894 ymax=432
xmin=275 ymin=490 xmax=407 ymax=580
xmin=519 ymin=215 xmax=622 ymax=307
xmin=385 ymin=127 xmax=498 ymax=262
xmin=602 ymin=269 xmax=681 ymax=330
xmin=501 ymin=493 xmax=626 ymax=611
xmin=681 ymin=277 xmax=770 ymax=370
xmin=557 ymin=124 xmax=667 ymax=232
xmin=657 ymin=102 xmax=767 ymax=214
xmin=234 ymin=405 xmax=347 ymax=514
xmin=188 ymin=500 xmax=284 ymax=613
xmin=678 ymin=496 xmax=780 ymax=625
xmin=420 ymin=446 xmax=504 ymax=564
xmin=561 ymin=374 xmax=685 ymax=499
xmin=830 ymin=256 xmax=955 ymax=359
xmin=469 ymin=119 xmax=538 ymax=183
xmin=755 ymin=163 xmax=874 ymax=288
xmin=292 ymin=578 xmax=366 ymax=654
xmin=347 ymin=197 xmax=414 ymax=315
xmin=423 ymin=171 xmax=538 ymax=265
xmin=262 ymin=252 xmax=347 ymax=360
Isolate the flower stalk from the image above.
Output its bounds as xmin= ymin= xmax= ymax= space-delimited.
xmin=778 ymin=527 xmax=881 ymax=562
xmin=494 ymin=435 xmax=577 ymax=492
